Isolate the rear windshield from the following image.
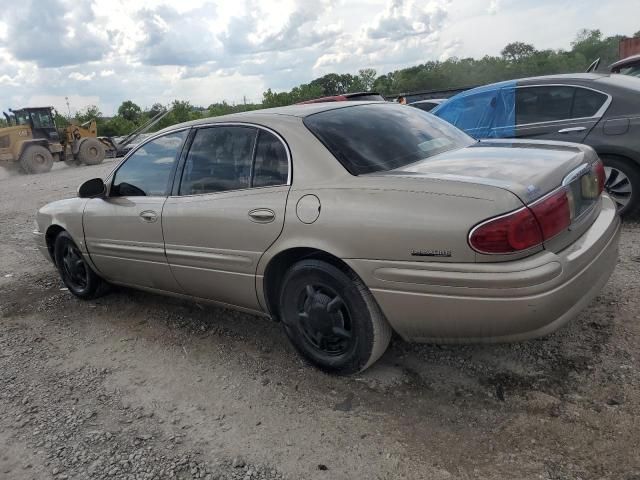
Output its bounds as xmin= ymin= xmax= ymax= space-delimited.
xmin=303 ymin=103 xmax=474 ymax=175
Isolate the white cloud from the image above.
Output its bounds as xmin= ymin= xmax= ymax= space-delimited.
xmin=69 ymin=72 xmax=96 ymax=81
xmin=0 ymin=0 xmax=638 ymax=115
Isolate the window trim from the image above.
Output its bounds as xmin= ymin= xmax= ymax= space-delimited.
xmin=171 ymin=122 xmax=292 ymax=198
xmin=510 ymin=83 xmax=612 ymax=128
xmin=105 ymin=126 xmax=192 ymax=198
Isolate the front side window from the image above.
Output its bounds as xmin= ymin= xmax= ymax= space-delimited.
xmin=111 ymin=130 xmax=187 ymax=197
xmin=515 ymin=86 xmax=574 ymax=124
xmin=304 ymin=103 xmax=474 ymax=175
xmin=179 ymin=126 xmax=257 ymax=195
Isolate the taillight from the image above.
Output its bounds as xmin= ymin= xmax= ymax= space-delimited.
xmin=529 ymin=189 xmax=571 ymax=240
xmin=469 ymin=188 xmax=572 ymax=254
xmin=593 ymin=159 xmax=606 ymax=195
xmin=469 ymin=208 xmax=543 ymax=254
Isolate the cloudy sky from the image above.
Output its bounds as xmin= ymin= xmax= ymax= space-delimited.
xmin=0 ymin=0 xmax=637 ymax=115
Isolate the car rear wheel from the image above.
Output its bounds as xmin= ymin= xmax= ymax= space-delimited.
xmin=601 ymin=155 xmax=640 ymax=217
xmin=279 ymin=259 xmax=392 ymax=374
xmin=54 ymin=231 xmax=107 ymax=299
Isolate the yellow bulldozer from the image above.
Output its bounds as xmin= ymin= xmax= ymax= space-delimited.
xmin=0 ymin=106 xmax=115 ymax=174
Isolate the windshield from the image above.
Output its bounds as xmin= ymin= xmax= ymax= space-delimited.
xmin=303 ymin=103 xmax=474 ymax=175
xmin=14 ymin=111 xmax=30 ymax=126
xmin=30 ymin=111 xmax=54 ymax=128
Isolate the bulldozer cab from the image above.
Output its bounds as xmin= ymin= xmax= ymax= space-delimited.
xmin=9 ymin=107 xmax=60 ymax=143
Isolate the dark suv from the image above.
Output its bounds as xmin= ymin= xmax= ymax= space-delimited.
xmin=432 ymin=73 xmax=640 ymax=216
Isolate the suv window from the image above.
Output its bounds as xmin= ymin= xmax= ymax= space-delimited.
xmin=304 ymin=103 xmax=473 ymax=175
xmin=111 ymin=130 xmax=187 ymax=197
xmin=179 ymin=126 xmax=257 ymax=195
xmin=253 ymin=130 xmax=288 ymax=187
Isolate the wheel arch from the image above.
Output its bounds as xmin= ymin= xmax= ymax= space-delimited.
xmin=262 ymin=247 xmax=358 ymax=320
xmin=45 ymin=224 xmax=66 ymax=264
xmin=18 ymin=139 xmax=50 ymax=158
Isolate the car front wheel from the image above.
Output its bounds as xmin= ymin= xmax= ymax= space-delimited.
xmin=54 ymin=231 xmax=107 ymax=299
xmin=279 ymin=259 xmax=392 ymax=374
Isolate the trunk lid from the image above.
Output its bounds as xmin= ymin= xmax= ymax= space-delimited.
xmin=381 ymin=139 xmax=598 ymax=204
xmin=376 ymin=138 xmax=604 ymax=255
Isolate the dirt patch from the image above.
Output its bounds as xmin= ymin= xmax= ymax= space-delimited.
xmin=1 ymin=162 xmax=640 ymax=479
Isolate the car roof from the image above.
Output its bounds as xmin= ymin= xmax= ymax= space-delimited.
xmin=610 ymin=54 xmax=640 ymax=70
xmin=153 ymin=101 xmax=391 ymax=136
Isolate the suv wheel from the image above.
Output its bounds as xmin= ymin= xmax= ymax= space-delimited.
xmin=279 ymin=259 xmax=392 ymax=374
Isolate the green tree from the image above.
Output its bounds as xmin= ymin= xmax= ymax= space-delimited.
xmin=501 ymin=42 xmax=536 ymax=61
xmin=117 ymin=100 xmax=142 ymax=122
xmin=75 ymin=105 xmax=102 ymax=124
xmin=101 ymin=116 xmax=136 ymax=137
xmin=357 ymin=68 xmax=377 ymax=91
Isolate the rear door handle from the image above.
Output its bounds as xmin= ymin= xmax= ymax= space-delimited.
xmin=558 ymin=127 xmax=586 ymax=133
xmin=139 ymin=210 xmax=158 ymax=223
xmin=248 ymin=208 xmax=275 ymax=223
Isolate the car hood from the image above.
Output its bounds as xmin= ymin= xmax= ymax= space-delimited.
xmin=378 ymin=139 xmax=598 ymax=203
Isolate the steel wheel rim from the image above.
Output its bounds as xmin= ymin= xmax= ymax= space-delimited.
xmin=62 ymin=243 xmax=88 ymax=290
xmin=604 ymin=166 xmax=632 ymax=210
xmin=34 ymin=153 xmax=46 ymax=165
xmin=296 ymin=284 xmax=354 ymax=357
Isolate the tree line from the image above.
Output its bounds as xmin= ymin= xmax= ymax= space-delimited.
xmin=9 ymin=28 xmax=636 ymax=137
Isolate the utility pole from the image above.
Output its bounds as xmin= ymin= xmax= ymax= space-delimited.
xmin=65 ymin=96 xmax=71 ymax=120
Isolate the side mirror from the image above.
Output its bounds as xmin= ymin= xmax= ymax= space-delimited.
xmin=78 ymin=178 xmax=106 ymax=198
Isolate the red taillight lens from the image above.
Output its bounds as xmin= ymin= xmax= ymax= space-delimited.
xmin=593 ymin=159 xmax=606 ymax=195
xmin=470 ymin=189 xmax=573 ymax=254
xmin=469 ymin=208 xmax=543 ymax=254
xmin=530 ymin=189 xmax=571 ymax=240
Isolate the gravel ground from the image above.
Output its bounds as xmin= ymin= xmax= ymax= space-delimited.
xmin=1 ymin=160 xmax=639 ymax=480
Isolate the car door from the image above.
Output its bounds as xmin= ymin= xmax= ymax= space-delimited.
xmin=83 ymin=129 xmax=189 ymax=292
xmin=492 ymin=85 xmax=609 ymax=143
xmin=162 ymin=124 xmax=290 ymax=310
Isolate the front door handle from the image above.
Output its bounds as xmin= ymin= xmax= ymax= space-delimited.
xmin=139 ymin=210 xmax=158 ymax=223
xmin=558 ymin=126 xmax=586 ymax=133
xmin=248 ymin=208 xmax=275 ymax=223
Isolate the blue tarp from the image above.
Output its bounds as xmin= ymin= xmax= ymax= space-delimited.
xmin=432 ymin=80 xmax=517 ymax=139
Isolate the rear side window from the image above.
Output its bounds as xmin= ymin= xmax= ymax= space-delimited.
xmin=253 ymin=130 xmax=288 ymax=187
xmin=112 ymin=130 xmax=187 ymax=196
xmin=572 ymin=88 xmax=607 ymax=117
xmin=304 ymin=104 xmax=473 ymax=175
xmin=180 ymin=126 xmax=257 ymax=195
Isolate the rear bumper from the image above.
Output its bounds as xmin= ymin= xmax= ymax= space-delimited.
xmin=347 ymin=195 xmax=621 ymax=343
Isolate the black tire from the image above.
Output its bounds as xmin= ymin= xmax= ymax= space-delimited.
xmin=278 ymin=259 xmax=392 ymax=374
xmin=601 ymin=155 xmax=640 ymax=218
xmin=77 ymin=138 xmax=106 ymax=166
xmin=19 ymin=145 xmax=54 ymax=174
xmin=54 ymin=231 xmax=107 ymax=299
